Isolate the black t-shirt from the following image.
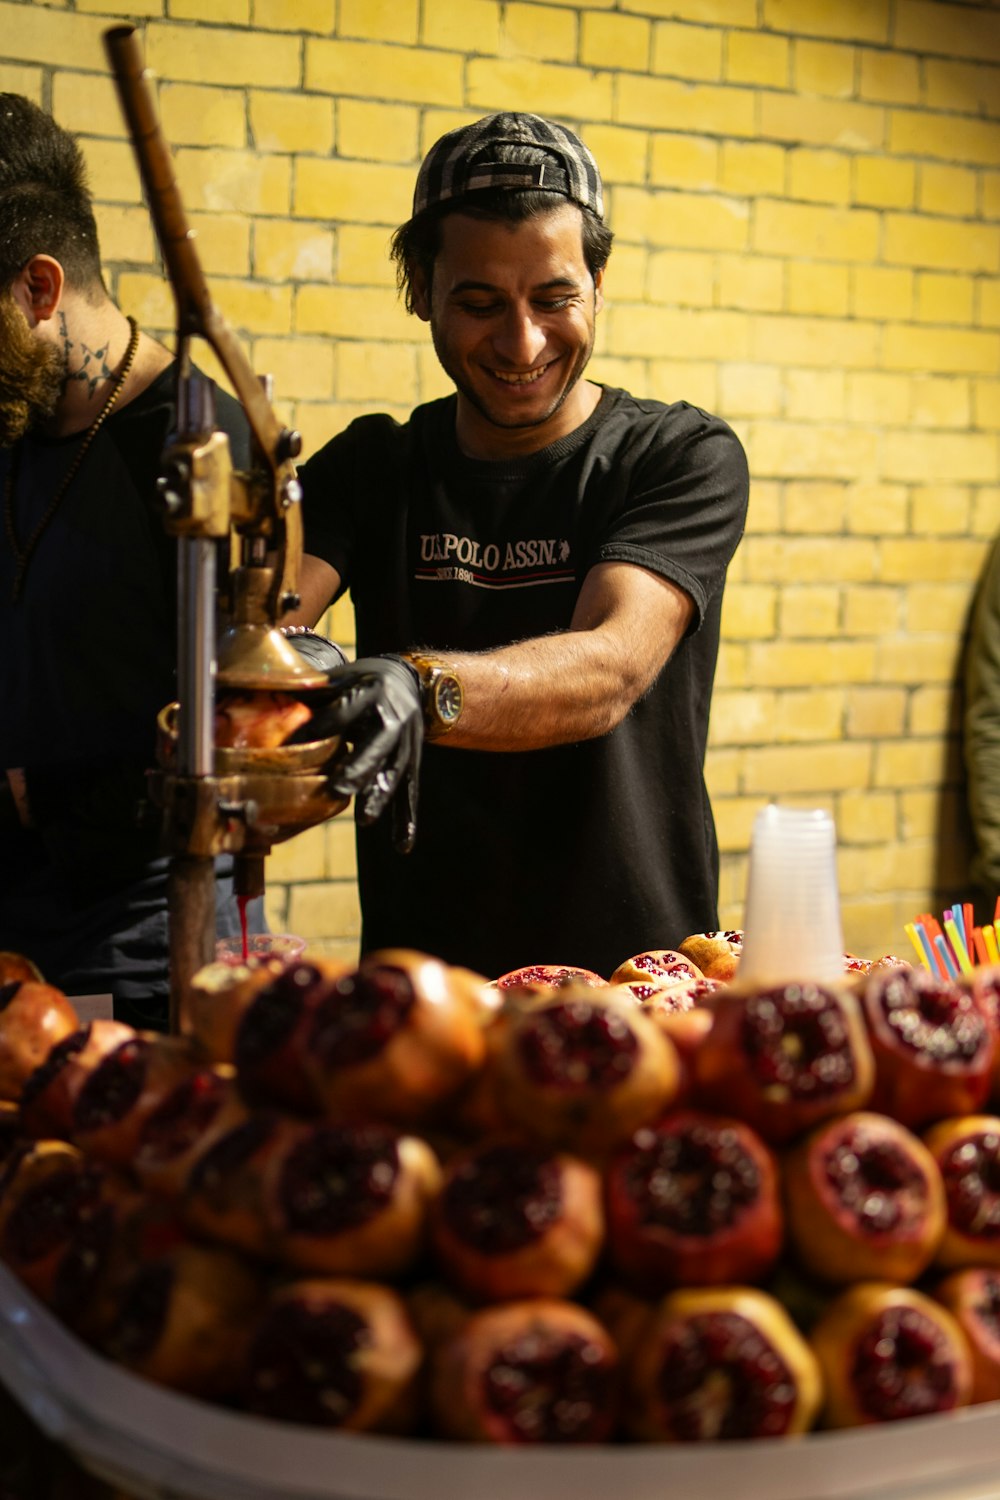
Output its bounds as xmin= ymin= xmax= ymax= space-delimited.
xmin=300 ymin=386 xmax=749 ymax=979
xmin=0 ymin=364 xmax=249 ymax=886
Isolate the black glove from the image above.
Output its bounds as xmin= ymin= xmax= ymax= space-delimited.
xmin=287 ymin=633 xmax=423 ymax=855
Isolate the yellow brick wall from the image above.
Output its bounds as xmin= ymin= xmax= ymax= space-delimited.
xmin=4 ymin=0 xmax=1000 ymax=968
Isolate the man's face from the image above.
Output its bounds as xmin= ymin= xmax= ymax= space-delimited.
xmin=0 ymin=289 xmax=65 ymax=447
xmin=415 ymin=202 xmax=604 ymax=460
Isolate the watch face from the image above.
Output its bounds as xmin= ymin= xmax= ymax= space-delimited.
xmin=435 ymin=674 xmax=463 ymax=725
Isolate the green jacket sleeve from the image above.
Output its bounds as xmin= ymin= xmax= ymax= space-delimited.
xmin=965 ymin=537 xmax=1000 ymax=899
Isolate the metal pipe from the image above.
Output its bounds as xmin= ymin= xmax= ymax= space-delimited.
xmin=176 ymin=538 xmax=217 ymax=781
xmin=168 ymin=856 xmax=217 ymax=1036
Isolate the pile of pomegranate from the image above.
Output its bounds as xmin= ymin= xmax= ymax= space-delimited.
xmin=1 ymin=933 xmax=1000 ymax=1446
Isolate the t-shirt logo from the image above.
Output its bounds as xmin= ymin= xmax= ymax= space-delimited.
xmin=417 ymin=532 xmax=573 ymax=589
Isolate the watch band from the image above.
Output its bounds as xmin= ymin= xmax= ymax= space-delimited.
xmin=401 ymin=653 xmax=465 ymax=739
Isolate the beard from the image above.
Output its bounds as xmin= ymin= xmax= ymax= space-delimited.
xmin=0 ymin=293 xmax=66 ymax=447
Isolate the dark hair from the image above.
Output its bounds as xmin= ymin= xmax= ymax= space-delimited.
xmin=391 ymin=189 xmax=614 ymax=314
xmin=0 ymin=93 xmax=104 ymax=294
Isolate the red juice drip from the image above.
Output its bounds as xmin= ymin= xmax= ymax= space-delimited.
xmin=238 ymin=895 xmax=250 ymax=963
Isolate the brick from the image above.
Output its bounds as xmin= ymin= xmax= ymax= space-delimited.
xmin=604 ymin=243 xmax=648 ymax=297
xmin=338 ymin=341 xmax=419 ymax=405
xmin=881 ymin=324 xmax=999 ymax=375
xmin=910 ymin=376 xmax=971 ymax=430
xmin=919 ymin=163 xmax=978 ymax=218
xmin=0 ymin=3 xmax=107 ymax=67
xmin=253 ymin=336 xmax=334 ymax=400
xmin=894 ymin=2 xmax=1000 ymax=65
xmin=255 ymin=0 xmax=335 ymax=30
xmin=754 ymin=199 xmax=879 ymax=262
xmin=212 ymin=279 xmax=292 ymax=335
xmin=718 ymin=255 xmax=784 ymax=312
xmin=255 ymin=219 xmax=334 ymax=282
xmin=713 ymin=642 xmax=748 ymax=691
xmin=844 ymin=480 xmax=909 ymax=534
xmin=336 ymin=99 xmax=416 ymax=164
xmin=909 ymin=686 xmax=957 ymax=737
xmin=726 ymin=31 xmax=789 ymax=89
xmin=176 ymin=148 xmax=291 ymax=216
xmin=777 ymin=585 xmax=840 ymax=636
xmin=720 ymin=142 xmax=786 ymax=198
xmin=266 ymin=823 xmax=327 ymax=882
xmin=743 ymin=742 xmax=873 ymax=794
xmin=95 ymin=206 xmax=156 ymax=267
xmin=649 ymin=134 xmax=720 ymax=191
xmin=975 ymin=380 xmax=1000 ymax=429
xmin=837 ymin=789 xmax=898 ymax=845
xmin=341 ymin=0 xmax=418 ymax=43
xmin=160 ymin=84 xmax=247 ymax=149
xmin=336 ymin=226 xmax=395 ymax=286
xmin=744 ymin=479 xmax=781 ymax=532
xmin=713 ymin=798 xmax=758 ymax=857
xmin=784 ymin=368 xmax=846 ymax=421
xmin=307 ymin=39 xmax=463 ymax=106
xmin=652 ymin=20 xmax=724 ymax=82
xmin=718 ymin=363 xmax=782 ymax=417
xmin=765 ymin=0 xmax=889 ymax=44
xmin=117 ymin=272 xmax=174 ymax=333
xmin=858 ymin=47 xmax=920 ymax=105
xmin=146 ymin=23 xmax=301 ymax=88
xmin=295 ymin=158 xmax=412 ymax=225
xmin=915 ymin=272 xmax=974 ymax=326
xmin=187 ymin=212 xmax=250 ymax=276
xmin=851 ymin=266 xmax=914 ymax=321
xmin=750 ymin=314 xmax=877 ymax=368
xmin=82 ymin=140 xmax=142 ymax=207
xmin=581 ymin=13 xmax=650 ymax=72
xmin=503 ymin=3 xmax=576 ymax=61
xmin=296 ymin=284 xmax=414 ymax=342
xmin=774 ymin=687 xmax=845 ymax=740
xmin=742 ymin=536 xmax=876 ymax=584
xmin=884 ymin=430 xmax=996 ymax=483
xmin=649 ymin=360 xmax=719 ymax=411
xmin=879 ymin=537 xmax=989 ymax=583
xmin=906 ymin=583 xmax=973 ymax=634
xmin=288 ymin=881 xmax=361 ymax=941
xmin=842 ymin=584 xmax=902 ymax=633
xmin=840 ymin=899 xmax=903 ymax=960
xmin=750 ymin=421 xmax=878 ymax=479
xmin=647 ymin=250 xmax=714 ymax=306
xmin=910 ymin=484 xmax=972 ymax=534
xmin=874 ymin=741 xmax=948 ymax=790
xmin=583 ymin=125 xmax=648 ymax=186
xmin=786 ymin=262 xmax=850 ymax=316
xmin=169 ymin=0 xmax=247 ymax=20
xmin=613 ymin=188 xmax=749 ymax=251
xmin=0 ymin=63 xmax=41 ymax=99
xmin=845 ymin=686 xmax=906 ymax=738
xmin=621 ymin=0 xmax=756 ymax=22
xmin=418 ymin=345 xmax=458 ymax=400
xmin=924 ymin=59 xmax=1000 ymax=119
xmin=761 ymin=92 xmax=884 ymax=151
xmin=468 ymin=58 xmax=613 ymax=121
xmin=325 ymin=817 xmax=358 ymax=877
xmin=617 ymin=76 xmax=756 ymax=138
xmin=719 ymin=584 xmax=777 ymax=638
xmin=889 ymin=110 xmax=1000 ymax=169
xmin=609 ymin=305 xmax=750 ymax=361
xmin=793 ymin=39 xmax=856 ymax=98
xmin=981 ymin=280 xmax=1000 ymax=328
xmin=708 ymin=689 xmax=777 ymax=746
xmin=972 ymin=485 xmax=1000 ymax=534
xmin=250 ymin=92 xmax=333 ymax=155
xmin=52 ymin=73 xmax=126 ymax=138
xmin=788 ymin=148 xmax=851 ymax=205
xmin=783 ymin=480 xmax=846 ymax=532
xmin=853 ymin=155 xmax=915 ymax=209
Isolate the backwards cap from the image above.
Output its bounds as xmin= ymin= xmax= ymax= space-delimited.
xmin=412 ymin=112 xmax=604 ymax=220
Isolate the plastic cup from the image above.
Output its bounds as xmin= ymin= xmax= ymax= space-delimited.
xmin=214 ymin=933 xmax=307 ymax=967
xmin=738 ymin=804 xmax=845 ymax=985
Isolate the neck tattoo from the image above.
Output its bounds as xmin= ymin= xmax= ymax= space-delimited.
xmin=3 ymin=316 xmax=141 ymax=604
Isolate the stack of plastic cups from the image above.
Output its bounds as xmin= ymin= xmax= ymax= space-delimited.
xmin=738 ymin=804 xmax=845 ymax=985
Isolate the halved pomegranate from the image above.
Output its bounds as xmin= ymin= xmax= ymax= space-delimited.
xmin=676 ymin=930 xmax=744 ymax=983
xmin=604 ymin=1110 xmax=782 ymax=1293
xmin=430 ymin=1139 xmax=603 ymax=1301
xmin=429 ymin=1298 xmax=619 ymax=1443
xmin=810 ymin=1282 xmax=972 ymax=1426
xmin=243 ymin=1278 xmax=422 ymax=1431
xmin=0 ymin=952 xmax=43 ymax=985
xmin=693 ymin=981 xmax=875 ymax=1144
xmin=266 ymin=1122 xmax=441 ymax=1279
xmin=234 ymin=960 xmax=342 ymax=1113
xmin=180 ymin=1111 xmax=297 ymax=1259
xmin=133 ymin=1065 xmax=250 ymax=1200
xmin=923 ymin=1113 xmax=1000 ymax=1269
xmin=609 ymin=951 xmax=704 ymax=990
xmin=860 ymin=967 xmax=996 ymax=1129
xmin=496 ymin=988 xmax=680 ymax=1153
xmin=624 ymin=1286 xmax=821 ymax=1441
xmin=783 ymin=1111 xmax=945 ymax=1285
xmin=494 ymin=965 xmax=607 ymax=993
xmin=70 ymin=1034 xmax=197 ymax=1169
xmin=19 ymin=1020 xmax=136 ymax=1141
xmin=187 ymin=954 xmax=296 ymax=1065
xmin=0 ymin=981 xmax=78 ymax=1103
xmin=934 ymin=1268 xmax=1000 ymax=1403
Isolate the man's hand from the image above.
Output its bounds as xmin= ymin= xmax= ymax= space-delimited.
xmin=286 ymin=632 xmax=423 ymax=854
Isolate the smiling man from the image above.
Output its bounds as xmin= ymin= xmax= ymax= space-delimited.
xmin=290 ymin=113 xmax=750 ymax=979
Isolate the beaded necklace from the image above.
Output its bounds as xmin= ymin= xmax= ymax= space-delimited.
xmin=3 ymin=315 xmax=141 ymax=604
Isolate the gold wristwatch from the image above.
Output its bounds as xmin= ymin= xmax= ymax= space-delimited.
xmin=402 ymin=653 xmax=465 ymax=739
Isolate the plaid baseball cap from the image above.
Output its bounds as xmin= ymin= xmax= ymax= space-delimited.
xmin=412 ymin=112 xmax=604 ymax=220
